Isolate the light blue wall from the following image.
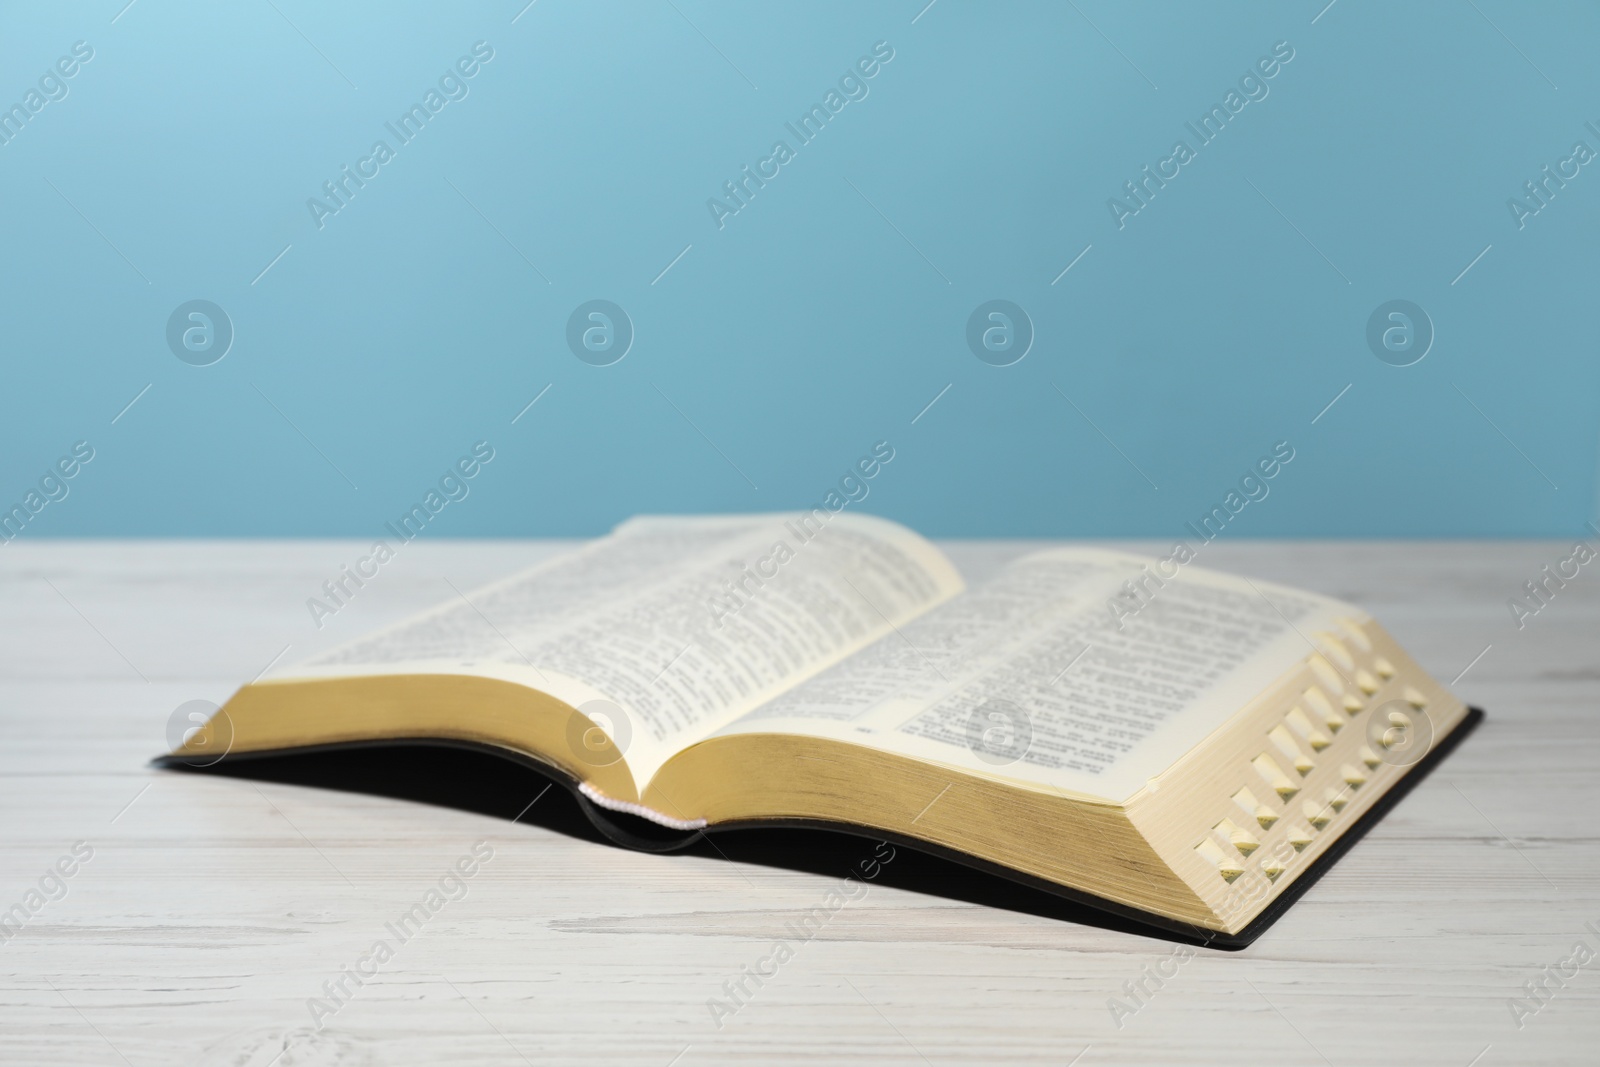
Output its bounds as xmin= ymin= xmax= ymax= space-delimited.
xmin=2 ymin=1 xmax=1596 ymax=540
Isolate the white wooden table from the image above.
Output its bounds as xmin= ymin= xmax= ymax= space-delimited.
xmin=2 ymin=540 xmax=1594 ymax=1066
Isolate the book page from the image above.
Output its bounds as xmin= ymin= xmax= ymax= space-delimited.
xmin=282 ymin=512 xmax=964 ymax=788
xmin=712 ymin=547 xmax=1364 ymax=802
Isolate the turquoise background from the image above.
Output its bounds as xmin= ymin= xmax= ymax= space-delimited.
xmin=2 ymin=1 xmax=1596 ymax=539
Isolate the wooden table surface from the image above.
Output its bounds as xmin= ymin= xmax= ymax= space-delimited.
xmin=2 ymin=539 xmax=1595 ymax=1066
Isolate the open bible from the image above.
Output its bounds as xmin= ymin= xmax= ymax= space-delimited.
xmin=161 ymin=514 xmax=1478 ymax=946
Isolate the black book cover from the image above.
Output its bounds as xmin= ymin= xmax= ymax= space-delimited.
xmin=155 ymin=706 xmax=1482 ymax=950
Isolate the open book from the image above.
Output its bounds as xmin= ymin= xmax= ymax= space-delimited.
xmin=161 ymin=514 xmax=1478 ymax=946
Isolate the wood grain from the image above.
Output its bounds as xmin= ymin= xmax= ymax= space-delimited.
xmin=1 ymin=539 xmax=1596 ymax=1066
